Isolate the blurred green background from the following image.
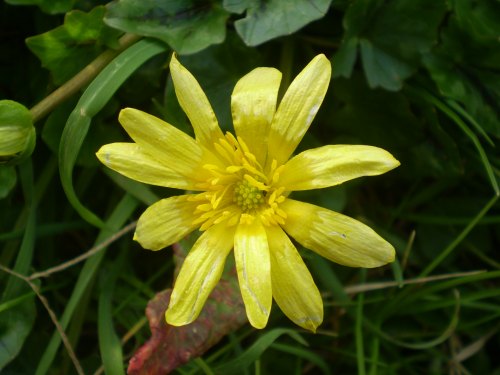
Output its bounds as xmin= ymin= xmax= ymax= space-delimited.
xmin=1 ymin=0 xmax=499 ymax=374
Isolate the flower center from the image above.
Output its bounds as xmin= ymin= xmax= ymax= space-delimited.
xmin=191 ymin=132 xmax=288 ymax=230
xmin=233 ymin=180 xmax=265 ymax=212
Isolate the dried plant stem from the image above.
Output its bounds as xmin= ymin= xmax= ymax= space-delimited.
xmin=29 ymin=221 xmax=136 ymax=280
xmin=344 ymin=270 xmax=486 ymax=295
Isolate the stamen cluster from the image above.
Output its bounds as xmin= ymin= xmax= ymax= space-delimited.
xmin=233 ymin=180 xmax=265 ymax=212
xmin=190 ymin=133 xmax=287 ymax=230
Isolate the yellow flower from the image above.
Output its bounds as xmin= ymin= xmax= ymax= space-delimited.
xmin=96 ymin=53 xmax=400 ymax=332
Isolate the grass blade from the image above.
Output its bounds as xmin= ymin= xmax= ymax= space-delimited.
xmin=215 ymin=329 xmax=307 ymax=374
xmin=59 ymin=38 xmax=167 ymax=227
xmin=35 ymin=194 xmax=139 ymax=375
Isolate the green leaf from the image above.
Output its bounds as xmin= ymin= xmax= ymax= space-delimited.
xmin=423 ymin=1 xmax=500 ymax=137
xmin=26 ymin=6 xmax=122 ymax=84
xmin=271 ymin=342 xmax=331 ymax=375
xmin=35 ymin=194 xmax=139 ymax=375
xmin=58 ymin=38 xmax=167 ymax=228
xmin=425 ymin=55 xmax=500 ymax=137
xmin=359 ymin=39 xmax=413 ymax=91
xmin=0 ymin=167 xmax=17 ymax=199
xmin=453 ymin=0 xmax=500 ymax=47
xmin=42 ymin=98 xmax=123 ymax=167
xmin=215 ymin=329 xmax=308 ymax=374
xmin=0 ymin=161 xmax=36 ymax=370
xmin=334 ymin=0 xmax=447 ymax=90
xmin=331 ymin=37 xmax=358 ymax=78
xmin=223 ymin=0 xmax=253 ymax=14
xmin=0 ymin=291 xmax=36 ymax=371
xmin=105 ymin=0 xmax=229 ymax=54
xmin=233 ymin=0 xmax=332 ymax=46
xmin=5 ymin=0 xmax=74 ymax=14
xmin=98 ymin=259 xmax=126 ymax=375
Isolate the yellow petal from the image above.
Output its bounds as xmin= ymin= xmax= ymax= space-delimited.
xmin=234 ymin=218 xmax=272 ymax=329
xmin=170 ymin=53 xmax=224 ymax=148
xmin=165 ymin=223 xmax=234 ymax=325
xmin=268 ymin=54 xmax=331 ymax=165
xmin=134 ymin=195 xmax=199 ymax=251
xmin=231 ymin=67 xmax=282 ymax=165
xmin=266 ymin=225 xmax=323 ymax=332
xmin=281 ymin=199 xmax=395 ymax=268
xmin=279 ymin=145 xmax=400 ymax=190
xmin=118 ymin=108 xmax=206 ymax=179
xmin=96 ymin=142 xmax=201 ymax=190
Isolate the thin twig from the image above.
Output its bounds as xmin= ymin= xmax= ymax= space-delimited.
xmin=0 ymin=264 xmax=84 ymax=375
xmin=452 ymin=324 xmax=500 ymax=363
xmin=29 ymin=221 xmax=137 ymax=280
xmin=344 ymin=270 xmax=486 ymax=295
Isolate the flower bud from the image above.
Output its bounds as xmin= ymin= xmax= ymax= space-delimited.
xmin=0 ymin=100 xmax=36 ymax=165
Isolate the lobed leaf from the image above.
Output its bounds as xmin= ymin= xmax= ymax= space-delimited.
xmin=26 ymin=6 xmax=122 ymax=84
xmin=105 ymin=0 xmax=229 ymax=54
xmin=232 ymin=0 xmax=332 ymax=46
xmin=333 ymin=0 xmax=447 ymax=90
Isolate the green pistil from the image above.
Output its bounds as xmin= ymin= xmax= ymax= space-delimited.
xmin=233 ymin=180 xmax=265 ymax=212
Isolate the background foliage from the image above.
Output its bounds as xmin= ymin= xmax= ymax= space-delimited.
xmin=1 ymin=0 xmax=499 ymax=374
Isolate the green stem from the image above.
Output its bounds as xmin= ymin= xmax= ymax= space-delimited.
xmin=29 ymin=33 xmax=141 ymax=123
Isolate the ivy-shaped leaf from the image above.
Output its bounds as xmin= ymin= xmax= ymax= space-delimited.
xmin=26 ymin=6 xmax=122 ymax=85
xmin=228 ymin=0 xmax=332 ymax=46
xmin=333 ymin=0 xmax=447 ymax=91
xmin=104 ymin=0 xmax=229 ymax=55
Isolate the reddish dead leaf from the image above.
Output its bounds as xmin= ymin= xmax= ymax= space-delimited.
xmin=128 ymin=242 xmax=247 ymax=374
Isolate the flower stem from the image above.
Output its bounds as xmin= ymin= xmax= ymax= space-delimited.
xmin=29 ymin=33 xmax=141 ymax=123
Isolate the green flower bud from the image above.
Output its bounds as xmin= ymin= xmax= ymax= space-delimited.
xmin=0 ymin=100 xmax=36 ymax=165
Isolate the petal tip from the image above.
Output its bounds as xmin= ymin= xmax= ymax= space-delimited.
xmin=311 ymin=53 xmax=332 ymax=74
xmin=169 ymin=52 xmax=180 ymax=68
xmin=248 ymin=316 xmax=268 ymax=330
xmin=165 ymin=308 xmax=191 ymax=327
xmin=388 ymin=155 xmax=401 ymax=170
xmin=303 ymin=318 xmax=322 ymax=333
xmin=371 ymin=243 xmax=396 ymax=268
xmin=386 ymin=244 xmax=396 ymax=263
xmin=95 ymin=147 xmax=106 ymax=163
xmin=290 ymin=314 xmax=323 ymax=332
xmin=133 ymin=230 xmax=161 ymax=251
xmin=118 ymin=107 xmax=138 ymax=125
